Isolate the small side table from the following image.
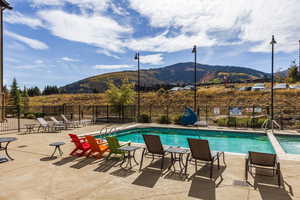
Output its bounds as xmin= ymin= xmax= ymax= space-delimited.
xmin=0 ymin=137 xmax=17 ymax=162
xmin=118 ymin=146 xmax=141 ymax=169
xmin=166 ymin=147 xmax=190 ymax=176
xmin=49 ymin=142 xmax=65 ymax=158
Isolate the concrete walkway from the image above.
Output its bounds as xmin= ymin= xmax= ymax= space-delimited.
xmin=0 ymin=124 xmax=299 ymax=200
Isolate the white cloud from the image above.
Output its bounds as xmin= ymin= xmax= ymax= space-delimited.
xmin=61 ymin=57 xmax=79 ymax=62
xmin=139 ymin=54 xmax=164 ymax=65
xmin=94 ymin=64 xmax=133 ymax=70
xmin=128 ymin=0 xmax=300 ymax=53
xmin=38 ymin=10 xmax=132 ymax=53
xmin=15 ymin=65 xmax=43 ymax=70
xmin=96 ymin=49 xmax=121 ymax=59
xmin=5 ymin=31 xmax=49 ymax=50
xmin=31 ymin=0 xmax=109 ymax=11
xmin=4 ymin=11 xmax=43 ymax=29
xmin=127 ymin=31 xmax=215 ymax=52
xmin=35 ymin=59 xmax=44 ymax=64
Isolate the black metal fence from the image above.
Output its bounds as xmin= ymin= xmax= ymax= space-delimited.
xmin=1 ymin=104 xmax=300 ymax=133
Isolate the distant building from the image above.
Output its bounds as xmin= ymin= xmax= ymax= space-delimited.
xmin=169 ymin=87 xmax=182 ymax=91
xmin=182 ymin=85 xmax=194 ymax=90
xmin=251 ymin=83 xmax=265 ymax=91
xmin=273 ymin=83 xmax=289 ymax=90
xmin=290 ymin=85 xmax=300 ymax=89
xmin=239 ymin=86 xmax=252 ymax=91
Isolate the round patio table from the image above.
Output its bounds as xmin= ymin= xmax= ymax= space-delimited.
xmin=49 ymin=142 xmax=65 ymax=158
xmin=118 ymin=146 xmax=141 ymax=169
xmin=0 ymin=137 xmax=17 ymax=161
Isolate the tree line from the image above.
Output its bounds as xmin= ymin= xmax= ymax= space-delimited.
xmin=6 ymin=78 xmax=67 ymax=106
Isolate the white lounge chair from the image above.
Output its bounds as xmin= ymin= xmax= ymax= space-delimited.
xmin=61 ymin=114 xmax=80 ymax=128
xmin=37 ymin=118 xmax=64 ymax=132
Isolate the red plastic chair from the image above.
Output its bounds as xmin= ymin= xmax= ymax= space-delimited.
xmin=69 ymin=134 xmax=91 ymax=156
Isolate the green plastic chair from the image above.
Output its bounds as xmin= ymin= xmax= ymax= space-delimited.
xmin=106 ymin=136 xmax=130 ymax=160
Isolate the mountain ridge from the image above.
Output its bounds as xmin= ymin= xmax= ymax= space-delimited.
xmin=61 ymin=62 xmax=270 ymax=93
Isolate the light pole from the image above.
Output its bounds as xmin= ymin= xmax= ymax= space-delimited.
xmin=192 ymin=45 xmax=197 ymax=112
xmin=298 ymin=40 xmax=300 ymax=75
xmin=270 ymin=35 xmax=276 ymax=124
xmin=0 ymin=0 xmax=12 ymax=121
xmin=134 ymin=52 xmax=140 ymax=120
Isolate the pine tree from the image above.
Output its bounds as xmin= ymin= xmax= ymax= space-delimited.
xmin=286 ymin=61 xmax=299 ymax=83
xmin=10 ymin=78 xmax=21 ymax=106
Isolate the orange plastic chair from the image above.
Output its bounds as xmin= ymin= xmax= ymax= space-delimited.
xmin=85 ymin=135 xmax=109 ymax=158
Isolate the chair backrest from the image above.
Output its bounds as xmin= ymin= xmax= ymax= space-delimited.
xmin=37 ymin=118 xmax=48 ymax=127
xmin=85 ymin=135 xmax=100 ymax=152
xmin=248 ymin=151 xmax=276 ymax=167
xmin=69 ymin=134 xmax=84 ymax=149
xmin=142 ymin=135 xmax=164 ymax=154
xmin=61 ymin=114 xmax=68 ymax=122
xmin=50 ymin=117 xmax=59 ymax=124
xmin=106 ymin=136 xmax=120 ymax=152
xmin=187 ymin=138 xmax=212 ymax=161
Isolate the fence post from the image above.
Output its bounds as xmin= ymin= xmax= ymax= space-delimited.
xmin=17 ymin=105 xmax=21 ymax=132
xmin=62 ymin=104 xmax=66 ymax=115
xmin=227 ymin=106 xmax=230 ymax=127
xmin=251 ymin=105 xmax=255 ymax=128
xmin=205 ymin=105 xmax=208 ymax=125
xmin=78 ymin=105 xmax=81 ymax=121
xmin=106 ymin=104 xmax=109 ymax=122
xmin=166 ymin=104 xmax=169 ymax=120
xmin=149 ymin=104 xmax=152 ymax=121
xmin=92 ymin=105 xmax=95 ymax=124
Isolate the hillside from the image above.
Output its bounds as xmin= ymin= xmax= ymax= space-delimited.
xmin=61 ymin=62 xmax=269 ymax=93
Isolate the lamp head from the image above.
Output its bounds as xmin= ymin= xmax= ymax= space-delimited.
xmin=270 ymin=35 xmax=277 ymax=45
xmin=134 ymin=52 xmax=139 ymax=60
xmin=192 ymin=45 xmax=197 ymax=53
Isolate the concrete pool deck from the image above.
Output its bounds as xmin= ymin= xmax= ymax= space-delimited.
xmin=0 ymin=123 xmax=300 ymax=200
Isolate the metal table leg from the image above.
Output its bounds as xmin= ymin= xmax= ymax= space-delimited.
xmin=4 ymin=142 xmax=14 ymax=160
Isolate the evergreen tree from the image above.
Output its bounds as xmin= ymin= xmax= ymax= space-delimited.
xmin=286 ymin=61 xmax=299 ymax=83
xmin=28 ymin=87 xmax=41 ymax=96
xmin=10 ymin=78 xmax=21 ymax=106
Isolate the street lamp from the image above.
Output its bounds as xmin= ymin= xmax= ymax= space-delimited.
xmin=0 ymin=0 xmax=12 ymax=117
xmin=192 ymin=45 xmax=197 ymax=112
xmin=134 ymin=52 xmax=140 ymax=120
xmin=298 ymin=40 xmax=300 ymax=75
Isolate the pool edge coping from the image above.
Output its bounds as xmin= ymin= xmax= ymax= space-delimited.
xmin=82 ymin=123 xmax=300 ymax=161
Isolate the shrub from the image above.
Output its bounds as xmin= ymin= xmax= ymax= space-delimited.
xmin=173 ymin=114 xmax=183 ymax=124
xmin=216 ymin=118 xmax=227 ymax=126
xmin=138 ymin=114 xmax=151 ymax=123
xmin=216 ymin=117 xmax=267 ymax=128
xmin=34 ymin=112 xmax=45 ymax=118
xmin=236 ymin=118 xmax=250 ymax=127
xmin=158 ymin=115 xmax=171 ymax=124
xmin=227 ymin=117 xmax=236 ymax=127
xmin=26 ymin=114 xmax=36 ymax=119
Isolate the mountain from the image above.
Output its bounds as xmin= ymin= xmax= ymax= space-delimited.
xmin=61 ymin=62 xmax=269 ymax=93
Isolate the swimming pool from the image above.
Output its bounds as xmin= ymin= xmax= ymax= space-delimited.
xmin=97 ymin=127 xmax=275 ymax=154
xmin=275 ymin=134 xmax=300 ymax=154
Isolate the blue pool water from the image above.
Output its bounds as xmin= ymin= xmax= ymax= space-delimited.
xmin=275 ymin=134 xmax=300 ymax=154
xmin=97 ymin=127 xmax=275 ymax=154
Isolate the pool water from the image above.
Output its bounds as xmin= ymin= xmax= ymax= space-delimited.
xmin=97 ymin=127 xmax=274 ymax=154
xmin=275 ymin=134 xmax=300 ymax=154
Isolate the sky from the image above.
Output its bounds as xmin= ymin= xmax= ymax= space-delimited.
xmin=3 ymin=0 xmax=300 ymax=89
